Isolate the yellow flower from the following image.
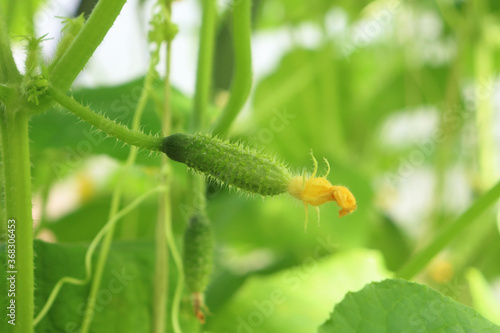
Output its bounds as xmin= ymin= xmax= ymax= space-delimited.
xmin=288 ymin=151 xmax=357 ymax=230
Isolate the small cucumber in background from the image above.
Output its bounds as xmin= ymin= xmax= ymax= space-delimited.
xmin=183 ymin=212 xmax=214 ymax=323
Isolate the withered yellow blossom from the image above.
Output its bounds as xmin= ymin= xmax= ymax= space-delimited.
xmin=288 ymin=152 xmax=357 ymax=230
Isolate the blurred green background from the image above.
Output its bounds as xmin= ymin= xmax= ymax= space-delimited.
xmin=5 ymin=0 xmax=500 ymax=331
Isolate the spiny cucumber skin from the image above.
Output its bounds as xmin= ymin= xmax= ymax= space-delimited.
xmin=163 ymin=133 xmax=292 ymax=196
xmin=183 ymin=213 xmax=214 ymax=293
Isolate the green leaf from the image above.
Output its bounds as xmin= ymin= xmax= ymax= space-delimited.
xmin=318 ymin=279 xmax=500 ymax=333
xmin=36 ymin=240 xmax=155 ymax=333
xmin=252 ymin=46 xmax=450 ymax=166
xmin=0 ymin=239 xmax=199 ymax=332
xmin=206 ymin=249 xmax=390 ymax=333
xmin=0 ymin=240 xmax=151 ymax=332
xmin=255 ymin=0 xmax=372 ymax=30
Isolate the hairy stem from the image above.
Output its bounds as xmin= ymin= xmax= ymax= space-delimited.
xmin=49 ymin=88 xmax=163 ymax=151
xmin=1 ymin=107 xmax=33 ymax=333
xmin=212 ymin=0 xmax=252 ymax=135
xmin=397 ymin=181 xmax=500 ymax=279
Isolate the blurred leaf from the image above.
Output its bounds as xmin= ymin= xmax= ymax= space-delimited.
xmin=252 ymin=46 xmax=451 ymax=165
xmin=206 ymin=249 xmax=390 ymax=332
xmin=252 ymin=47 xmax=350 ymax=163
xmin=318 ymin=279 xmax=500 ymax=333
xmin=466 ymin=268 xmax=500 ymax=326
xmin=256 ymin=0 xmax=373 ymax=29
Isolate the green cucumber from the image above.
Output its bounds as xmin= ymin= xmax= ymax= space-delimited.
xmin=162 ymin=133 xmax=292 ymax=196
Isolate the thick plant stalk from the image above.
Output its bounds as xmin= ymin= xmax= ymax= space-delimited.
xmin=1 ymin=109 xmax=34 ymax=333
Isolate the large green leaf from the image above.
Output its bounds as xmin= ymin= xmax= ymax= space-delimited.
xmin=206 ymin=249 xmax=390 ymax=332
xmin=319 ymin=279 xmax=500 ymax=333
xmin=0 ymin=240 xmax=150 ymax=332
xmin=0 ymin=240 xmax=197 ymax=332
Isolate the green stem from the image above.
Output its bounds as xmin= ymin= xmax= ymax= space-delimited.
xmin=162 ymin=29 xmax=188 ymax=331
xmin=154 ymin=179 xmax=169 ymax=333
xmin=49 ymin=0 xmax=126 ymax=92
xmin=49 ymin=88 xmax=163 ymax=151
xmin=154 ymin=6 xmax=174 ymax=331
xmin=79 ymin=183 xmax=122 ymax=333
xmin=397 ymin=180 xmax=500 ymax=280
xmin=1 ymin=108 xmax=33 ymax=333
xmin=191 ymin=0 xmax=217 ymax=131
xmin=212 ymin=0 xmax=252 ymax=135
xmin=165 ymin=190 xmax=182 ymax=333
